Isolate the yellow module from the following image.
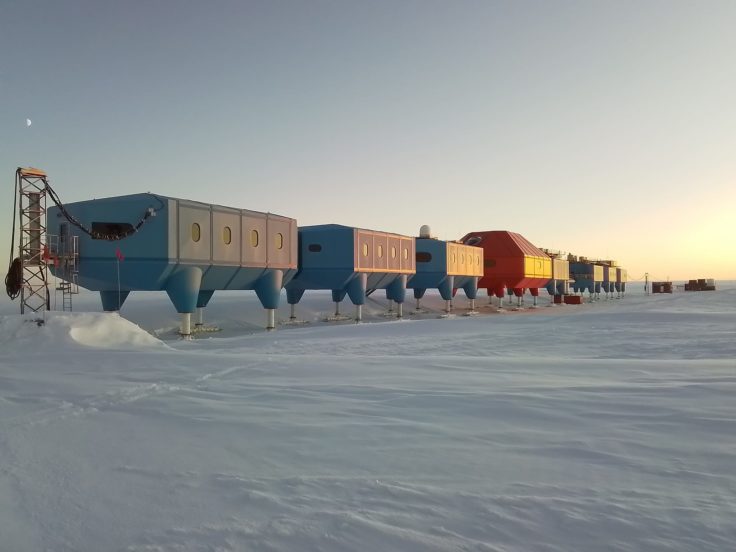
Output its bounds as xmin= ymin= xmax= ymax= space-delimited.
xmin=447 ymin=241 xmax=484 ymax=277
xmin=523 ymin=255 xmax=553 ymax=282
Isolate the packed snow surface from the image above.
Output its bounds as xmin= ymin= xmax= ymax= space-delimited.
xmin=1 ymin=284 xmax=735 ymax=551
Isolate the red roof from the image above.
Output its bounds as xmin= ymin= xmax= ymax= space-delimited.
xmin=459 ymin=230 xmax=549 ymax=294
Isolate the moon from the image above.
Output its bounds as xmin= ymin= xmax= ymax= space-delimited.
xmin=26 ymin=118 xmax=32 ymax=127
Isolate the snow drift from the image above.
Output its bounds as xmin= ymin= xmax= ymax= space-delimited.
xmin=0 ymin=312 xmax=166 ymax=351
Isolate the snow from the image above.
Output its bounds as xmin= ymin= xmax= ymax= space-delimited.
xmin=0 ymin=312 xmax=167 ymax=351
xmin=1 ymin=284 xmax=735 ymax=551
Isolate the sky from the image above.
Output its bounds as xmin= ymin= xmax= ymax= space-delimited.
xmin=1 ymin=0 xmax=734 ymax=282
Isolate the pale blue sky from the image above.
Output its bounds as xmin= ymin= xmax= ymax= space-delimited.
xmin=2 ymin=0 xmax=735 ymax=280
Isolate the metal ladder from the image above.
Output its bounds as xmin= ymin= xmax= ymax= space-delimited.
xmin=49 ymin=233 xmax=80 ymax=311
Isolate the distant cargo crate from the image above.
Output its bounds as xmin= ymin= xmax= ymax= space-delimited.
xmin=652 ymin=282 xmax=673 ymax=294
xmin=563 ymin=295 xmax=582 ymax=304
xmin=684 ymin=278 xmax=716 ymax=291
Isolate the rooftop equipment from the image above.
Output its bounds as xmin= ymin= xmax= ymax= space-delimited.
xmin=407 ymin=225 xmax=483 ymax=314
xmin=459 ymin=230 xmax=552 ymax=309
xmin=47 ymin=193 xmax=297 ymax=335
xmin=285 ymin=224 xmax=415 ymax=321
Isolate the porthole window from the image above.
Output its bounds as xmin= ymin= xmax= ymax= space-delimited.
xmin=461 ymin=254 xmax=465 ymax=264
xmin=377 ymin=245 xmax=383 ymax=258
xmin=250 ymin=230 xmax=259 ymax=247
xmin=476 ymin=255 xmax=480 ymax=265
xmin=276 ymin=233 xmax=284 ymax=250
xmin=191 ymin=223 xmax=201 ymax=243
xmin=403 ymin=248 xmax=408 ymax=260
xmin=452 ymin=253 xmax=456 ymax=263
xmin=223 ymin=226 xmax=232 ymax=245
xmin=308 ymin=244 xmax=322 ymax=252
xmin=362 ymin=243 xmax=369 ymax=257
xmin=391 ymin=247 xmax=396 ymax=259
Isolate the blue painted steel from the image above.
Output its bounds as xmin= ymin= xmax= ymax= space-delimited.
xmin=165 ymin=266 xmax=203 ymax=313
xmin=253 ymin=269 xmax=284 ymax=310
xmin=569 ymin=261 xmax=602 ymax=294
xmin=601 ymin=265 xmax=614 ymax=294
xmin=196 ymin=290 xmax=215 ymax=309
xmin=615 ymin=268 xmax=627 ymax=294
xmin=47 ymin=193 xmax=297 ymax=315
xmin=545 ymin=280 xmax=566 ymax=296
xmin=407 ymin=238 xmax=479 ymax=301
xmin=285 ymin=224 xmax=414 ymax=308
xmin=100 ymin=290 xmax=129 ymax=311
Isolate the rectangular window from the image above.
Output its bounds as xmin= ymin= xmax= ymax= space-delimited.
xmin=91 ymin=222 xmax=135 ymax=239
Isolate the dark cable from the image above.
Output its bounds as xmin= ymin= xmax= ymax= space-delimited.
xmin=45 ymin=182 xmax=164 ymax=241
xmin=5 ymin=177 xmax=20 ymax=299
xmin=5 ymin=176 xmax=164 ymax=300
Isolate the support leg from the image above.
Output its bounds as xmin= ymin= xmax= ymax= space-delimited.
xmin=438 ymin=277 xmax=453 ymax=313
xmin=180 ymin=313 xmax=192 ymax=337
xmin=255 ymin=270 xmax=284 ymax=331
xmin=194 ymin=290 xmax=214 ymax=328
xmin=286 ymin=286 xmax=305 ymax=321
xmin=165 ymin=267 xmax=203 ymax=335
xmin=386 ymin=275 xmax=407 ymax=319
xmin=100 ymin=290 xmax=130 ymax=312
xmin=347 ymin=274 xmax=368 ymax=322
xmin=414 ymin=288 xmax=425 ymax=311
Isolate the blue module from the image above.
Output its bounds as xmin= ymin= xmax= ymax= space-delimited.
xmin=285 ymin=224 xmax=415 ymax=320
xmin=47 ymin=193 xmax=298 ymax=334
xmin=615 ymin=268 xmax=628 ymax=297
xmin=600 ymin=264 xmax=616 ymax=298
xmin=408 ymin=231 xmax=483 ymax=313
xmin=569 ymin=258 xmax=604 ymax=299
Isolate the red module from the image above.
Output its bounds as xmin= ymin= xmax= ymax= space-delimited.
xmin=460 ymin=230 xmax=552 ymax=298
